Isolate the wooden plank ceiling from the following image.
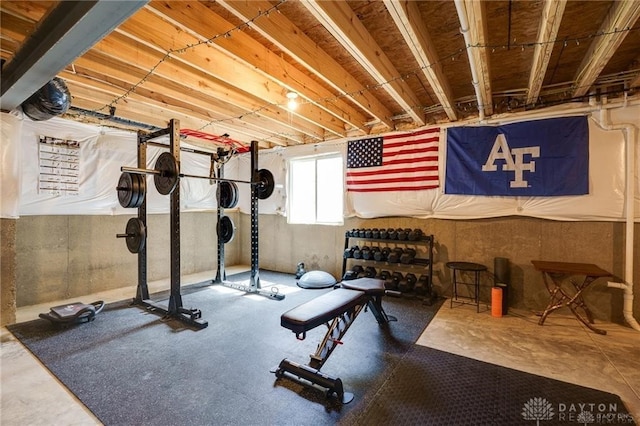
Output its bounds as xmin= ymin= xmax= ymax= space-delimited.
xmin=1 ymin=0 xmax=639 ymax=151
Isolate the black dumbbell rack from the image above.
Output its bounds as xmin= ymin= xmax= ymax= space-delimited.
xmin=341 ymin=229 xmax=437 ymax=304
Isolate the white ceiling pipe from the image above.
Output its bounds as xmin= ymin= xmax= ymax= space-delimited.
xmin=596 ymin=106 xmax=640 ymax=331
xmin=454 ymin=0 xmax=485 ymax=122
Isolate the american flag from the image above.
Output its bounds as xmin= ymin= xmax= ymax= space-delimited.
xmin=346 ymin=128 xmax=440 ymax=192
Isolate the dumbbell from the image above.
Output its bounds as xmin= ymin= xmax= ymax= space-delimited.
xmin=374 ymin=247 xmax=391 ymax=261
xmin=396 ymin=228 xmax=409 ymax=240
xmin=387 ymin=228 xmax=397 ymax=239
xmin=353 ymin=246 xmax=366 ymax=259
xmin=358 ymin=229 xmax=367 ymax=237
xmin=398 ymin=273 xmax=417 ymax=292
xmin=388 ymin=272 xmax=403 ymax=291
xmin=414 ymin=274 xmax=430 ymax=295
xmin=371 ymin=228 xmax=380 ymax=238
xmin=364 ymin=266 xmax=377 ymax=278
xmin=351 ymin=265 xmax=364 ymax=277
xmin=387 ymin=247 xmax=404 ymax=263
xmin=360 ymin=246 xmax=371 ymax=259
xmin=377 ymin=270 xmax=392 ymax=289
xmin=364 ymin=246 xmax=379 ymax=260
xmin=408 ymin=228 xmax=423 ymax=241
xmin=342 ymin=270 xmax=358 ymax=280
xmin=379 ymin=228 xmax=389 ymax=239
xmin=364 ymin=228 xmax=373 ymax=238
xmin=400 ymin=248 xmax=416 ymax=264
xmin=344 ymin=245 xmax=358 ymax=258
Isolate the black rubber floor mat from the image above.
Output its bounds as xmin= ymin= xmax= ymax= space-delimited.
xmin=341 ymin=345 xmax=634 ymax=426
xmin=7 ymin=270 xmax=443 ymax=425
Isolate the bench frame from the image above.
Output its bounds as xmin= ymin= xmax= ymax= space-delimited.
xmin=274 ymin=280 xmax=395 ymax=404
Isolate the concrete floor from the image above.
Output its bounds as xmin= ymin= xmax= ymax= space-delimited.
xmin=2 ymin=268 xmax=639 ymax=425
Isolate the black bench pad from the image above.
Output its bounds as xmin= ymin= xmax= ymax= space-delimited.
xmin=341 ymin=278 xmax=385 ymax=295
xmin=281 ymin=288 xmax=365 ymax=335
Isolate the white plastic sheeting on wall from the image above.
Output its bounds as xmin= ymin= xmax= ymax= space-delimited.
xmin=257 ymin=104 xmax=640 ymax=221
xmin=0 ymin=113 xmax=22 ymax=218
xmin=2 ymin=101 xmax=639 ymax=221
xmin=1 ymin=113 xmax=240 ymax=217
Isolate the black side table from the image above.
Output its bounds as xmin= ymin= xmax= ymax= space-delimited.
xmin=446 ymin=261 xmax=487 ymax=312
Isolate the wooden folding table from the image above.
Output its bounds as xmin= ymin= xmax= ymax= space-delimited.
xmin=531 ymin=260 xmax=611 ymax=335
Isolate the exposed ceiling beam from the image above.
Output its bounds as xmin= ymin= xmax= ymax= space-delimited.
xmin=147 ymin=2 xmax=371 ymax=135
xmin=383 ymin=0 xmax=457 ymax=121
xmin=526 ymin=0 xmax=567 ymax=105
xmin=302 ymin=0 xmax=425 ymax=126
xmin=114 ymin=9 xmax=346 ymax=140
xmin=454 ymin=0 xmax=493 ymax=117
xmin=67 ymin=53 xmax=296 ymax=144
xmin=0 ymin=0 xmax=147 ymax=111
xmin=216 ymin=0 xmax=395 ymax=130
xmin=572 ymin=1 xmax=640 ymax=98
xmin=89 ymin=30 xmax=326 ymax=143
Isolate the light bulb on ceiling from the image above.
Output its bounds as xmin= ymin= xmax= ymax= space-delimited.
xmin=286 ymin=92 xmax=298 ymax=110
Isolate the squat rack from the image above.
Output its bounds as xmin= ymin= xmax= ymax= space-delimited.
xmin=132 ymin=119 xmax=208 ymax=329
xmin=213 ymin=141 xmax=284 ymax=301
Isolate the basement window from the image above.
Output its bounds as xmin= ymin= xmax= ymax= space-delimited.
xmin=288 ymin=154 xmax=344 ymax=225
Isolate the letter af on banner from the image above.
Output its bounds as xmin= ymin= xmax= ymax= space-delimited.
xmin=445 ymin=116 xmax=589 ymax=196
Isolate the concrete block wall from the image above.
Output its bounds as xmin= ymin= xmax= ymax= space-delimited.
xmin=1 ymin=219 xmax=17 ymax=325
xmin=249 ymin=214 xmax=639 ymax=325
xmin=3 ymin=212 xmax=639 ymax=327
xmin=9 ymin=211 xmax=234 ymax=311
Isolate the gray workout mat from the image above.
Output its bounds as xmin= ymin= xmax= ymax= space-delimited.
xmin=341 ymin=345 xmax=634 ymax=425
xmin=7 ymin=270 xmax=443 ymax=425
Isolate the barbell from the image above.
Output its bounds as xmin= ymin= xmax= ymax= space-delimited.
xmin=118 ymin=152 xmax=275 ymax=207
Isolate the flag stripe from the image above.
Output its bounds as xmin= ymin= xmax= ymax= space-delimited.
xmin=346 ymin=128 xmax=440 ymax=192
xmin=347 ymin=165 xmax=438 ymax=178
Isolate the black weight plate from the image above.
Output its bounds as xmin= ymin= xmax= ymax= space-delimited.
xmin=153 ymin=152 xmax=179 ymax=195
xmin=218 ymin=181 xmax=239 ymax=209
xmin=256 ymin=169 xmax=274 ymax=200
xmin=217 ymin=215 xmax=235 ymax=244
xmin=125 ymin=218 xmax=146 ymax=254
xmin=133 ymin=173 xmax=146 ymax=208
xmin=117 ymin=172 xmax=135 ymax=208
xmin=117 ymin=172 xmax=146 ymax=209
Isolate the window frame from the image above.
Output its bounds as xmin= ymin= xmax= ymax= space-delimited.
xmin=287 ymin=153 xmax=344 ymax=226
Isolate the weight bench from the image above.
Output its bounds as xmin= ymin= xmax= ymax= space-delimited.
xmin=273 ymin=278 xmax=396 ymax=403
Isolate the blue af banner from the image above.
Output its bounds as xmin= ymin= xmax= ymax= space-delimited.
xmin=445 ymin=116 xmax=589 ymax=196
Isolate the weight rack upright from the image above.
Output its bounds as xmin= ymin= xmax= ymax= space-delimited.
xmin=214 ymin=141 xmax=284 ymax=301
xmin=133 ymin=119 xmax=207 ymax=329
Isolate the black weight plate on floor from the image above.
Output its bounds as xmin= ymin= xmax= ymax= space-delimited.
xmin=255 ymin=169 xmax=274 ymax=200
xmin=153 ymin=152 xmax=179 ymax=195
xmin=218 ymin=181 xmax=239 ymax=209
xmin=217 ymin=215 xmax=235 ymax=244
xmin=125 ymin=218 xmax=146 ymax=254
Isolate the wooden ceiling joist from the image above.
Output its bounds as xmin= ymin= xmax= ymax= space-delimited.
xmin=87 ymin=30 xmax=326 ymax=143
xmin=526 ymin=0 xmax=567 ymax=105
xmin=147 ymin=1 xmax=371 ymax=135
xmin=383 ymin=0 xmax=457 ymax=121
xmin=217 ymin=0 xmax=395 ymax=130
xmin=302 ymin=0 xmax=425 ymax=126
xmin=572 ymin=1 xmax=640 ymax=98
xmin=454 ymin=0 xmax=493 ymax=117
xmin=114 ymin=10 xmax=345 ymax=140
